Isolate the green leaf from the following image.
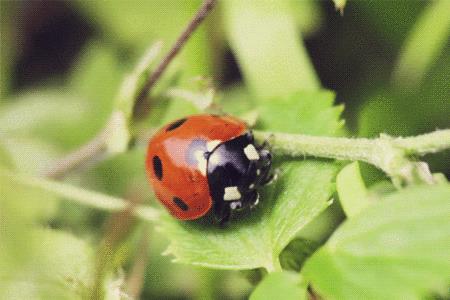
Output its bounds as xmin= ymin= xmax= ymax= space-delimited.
xmin=0 ymin=89 xmax=103 ymax=151
xmin=159 ymin=89 xmax=343 ymax=271
xmin=1 ymin=169 xmax=35 ymax=273
xmin=219 ymin=85 xmax=257 ymax=117
xmin=107 ymin=42 xmax=163 ymax=153
xmin=303 ymin=184 xmax=450 ymax=300
xmin=0 ymin=140 xmax=13 ymax=168
xmin=336 ymin=162 xmax=370 ymax=217
xmin=0 ymin=228 xmax=93 ymax=300
xmin=0 ymin=167 xmax=59 ymax=226
xmin=160 ymin=161 xmax=339 ymax=271
xmin=85 ymin=149 xmax=148 ymax=197
xmin=0 ymin=135 xmax=60 ymax=174
xmin=0 ymin=44 xmax=123 ymax=152
xmin=0 ymin=90 xmax=88 ymax=136
xmin=0 ymin=2 xmax=16 ymax=101
xmin=257 ymin=90 xmax=344 ymax=136
xmin=223 ymin=0 xmax=320 ymax=99
xmin=75 ymin=0 xmax=212 ymax=79
xmin=70 ymin=43 xmax=125 ymax=153
xmin=279 ymin=238 xmax=321 ymax=272
xmin=158 ymin=97 xmax=202 ymax=125
xmin=74 ymin=1 xmax=189 ymax=48
xmin=356 ymin=1 xmax=425 ymax=49
xmin=69 ymin=42 xmax=123 ymax=114
xmin=114 ymin=42 xmax=162 ymax=119
xmin=359 ymin=69 xmax=450 ymax=140
xmin=250 ymin=272 xmax=308 ymax=300
xmin=358 ymin=5 xmax=450 ymax=144
xmin=143 ymin=93 xmax=203 ymax=135
xmin=296 ymin=200 xmax=345 ymax=244
xmin=290 ymin=0 xmax=323 ymax=37
xmin=392 ymin=0 xmax=450 ymax=89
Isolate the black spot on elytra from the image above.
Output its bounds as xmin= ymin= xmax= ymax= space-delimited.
xmin=173 ymin=197 xmax=189 ymax=211
xmin=166 ymin=118 xmax=187 ymax=131
xmin=152 ymin=156 xmax=163 ymax=180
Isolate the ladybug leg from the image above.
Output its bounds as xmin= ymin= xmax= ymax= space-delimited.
xmin=261 ymin=169 xmax=279 ymax=185
xmin=255 ymin=148 xmax=273 ymax=186
xmin=244 ymin=131 xmax=255 ymax=143
xmin=213 ymin=199 xmax=231 ymax=224
xmin=248 ymin=191 xmax=260 ymax=209
xmin=260 ymin=172 xmax=274 ymax=185
xmin=259 ymin=149 xmax=272 ymax=163
xmin=258 ymin=140 xmax=270 ymax=151
xmin=218 ymin=201 xmax=243 ymax=225
xmin=218 ymin=209 xmax=231 ymax=226
xmin=255 ymin=134 xmax=274 ymax=151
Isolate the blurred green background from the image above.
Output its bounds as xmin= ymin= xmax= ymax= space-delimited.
xmin=1 ymin=0 xmax=449 ymax=299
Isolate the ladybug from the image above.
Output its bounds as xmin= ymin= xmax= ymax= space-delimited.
xmin=146 ymin=114 xmax=272 ymax=223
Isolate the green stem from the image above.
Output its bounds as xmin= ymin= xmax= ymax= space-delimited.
xmin=266 ymin=256 xmax=283 ymax=273
xmin=393 ymin=130 xmax=450 ymax=156
xmin=3 ymin=129 xmax=449 ymax=221
xmin=254 ymin=129 xmax=450 ymax=186
xmin=1 ymin=170 xmax=160 ymax=222
xmin=392 ymin=0 xmax=450 ymax=89
xmin=223 ymin=0 xmax=319 ymax=99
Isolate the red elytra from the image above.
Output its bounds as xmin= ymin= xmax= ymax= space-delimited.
xmin=146 ymin=114 xmax=247 ymax=220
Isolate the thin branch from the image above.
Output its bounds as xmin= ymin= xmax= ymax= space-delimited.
xmin=393 ymin=129 xmax=450 ymax=156
xmin=307 ymin=285 xmax=323 ymax=300
xmin=126 ymin=225 xmax=151 ymax=299
xmin=2 ymin=169 xmax=160 ymax=222
xmin=42 ymin=0 xmax=217 ymax=179
xmin=91 ymin=203 xmax=137 ymax=300
xmin=41 ymin=124 xmax=109 ymax=179
xmin=133 ymin=0 xmax=218 ymax=117
xmin=254 ymin=129 xmax=450 ymax=186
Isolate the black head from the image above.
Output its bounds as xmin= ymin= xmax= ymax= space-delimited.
xmin=206 ymin=132 xmax=272 ymax=224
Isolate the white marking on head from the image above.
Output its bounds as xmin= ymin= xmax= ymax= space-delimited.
xmin=244 ymin=144 xmax=260 ymax=161
xmin=224 ymin=186 xmax=241 ymax=201
xmin=194 ymin=150 xmax=207 ymax=176
xmin=249 ymin=183 xmax=255 ymax=189
xmin=206 ymin=140 xmax=221 ymax=152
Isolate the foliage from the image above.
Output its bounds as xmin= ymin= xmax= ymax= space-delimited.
xmin=249 ymin=272 xmax=308 ymax=300
xmin=303 ymin=184 xmax=450 ymax=300
xmin=1 ymin=0 xmax=449 ymax=299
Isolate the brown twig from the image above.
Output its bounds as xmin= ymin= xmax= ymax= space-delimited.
xmin=91 ymin=203 xmax=137 ymax=299
xmin=308 ymin=285 xmax=323 ymax=300
xmin=42 ymin=0 xmax=217 ymax=179
xmin=42 ymin=123 xmax=110 ymax=179
xmin=133 ymin=0 xmax=217 ymax=118
xmin=90 ymin=187 xmax=145 ymax=299
xmin=126 ymin=225 xmax=150 ymax=299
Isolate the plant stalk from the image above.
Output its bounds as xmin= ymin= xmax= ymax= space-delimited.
xmin=42 ymin=0 xmax=218 ymax=179
xmin=133 ymin=0 xmax=217 ymax=117
xmin=1 ymin=170 xmax=159 ymax=222
xmin=254 ymin=129 xmax=450 ymax=186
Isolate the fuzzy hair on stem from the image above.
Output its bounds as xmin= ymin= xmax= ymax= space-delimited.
xmin=253 ymin=129 xmax=450 ymax=187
